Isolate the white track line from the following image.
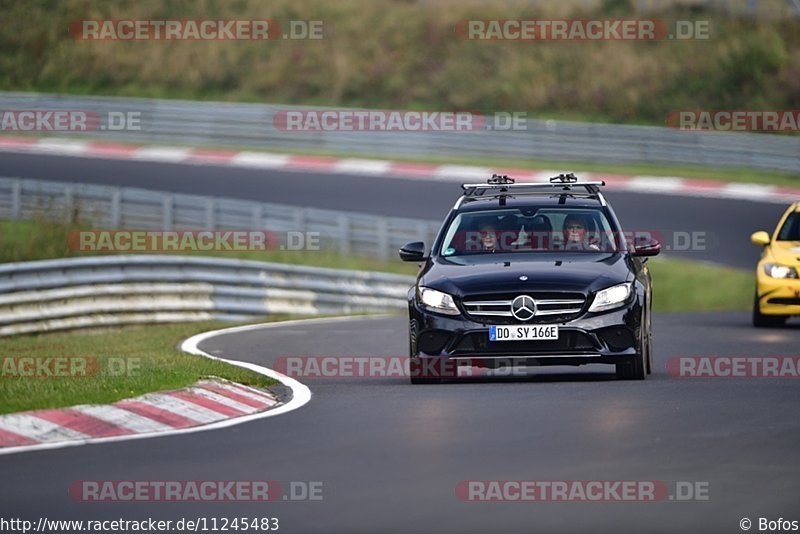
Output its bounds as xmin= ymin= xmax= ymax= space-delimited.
xmin=0 ymin=316 xmax=386 ymax=456
xmin=132 ymin=147 xmax=191 ymax=162
xmin=230 ymin=152 xmax=291 ymax=169
xmin=0 ymin=137 xmax=798 ymax=204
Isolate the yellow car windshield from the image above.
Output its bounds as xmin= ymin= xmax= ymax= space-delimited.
xmin=777 ymin=212 xmax=800 ymax=241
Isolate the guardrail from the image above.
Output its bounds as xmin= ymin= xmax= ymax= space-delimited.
xmin=0 ymin=255 xmax=415 ymax=336
xmin=0 ymin=177 xmax=441 ymax=261
xmin=1 ymin=92 xmax=798 ymax=173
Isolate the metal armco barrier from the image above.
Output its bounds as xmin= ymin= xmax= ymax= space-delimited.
xmin=0 ymin=255 xmax=415 ymax=336
xmin=0 ymin=92 xmax=797 ymax=173
xmin=0 ymin=177 xmax=441 ymax=261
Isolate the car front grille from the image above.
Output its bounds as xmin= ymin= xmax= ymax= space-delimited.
xmin=767 ymin=297 xmax=800 ymax=306
xmin=461 ymin=292 xmax=586 ymax=324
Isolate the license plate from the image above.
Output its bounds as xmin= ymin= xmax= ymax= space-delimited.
xmin=489 ymin=325 xmax=559 ymax=341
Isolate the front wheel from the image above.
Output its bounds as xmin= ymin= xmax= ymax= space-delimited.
xmin=409 ymin=357 xmax=442 ymax=385
xmin=616 ymin=327 xmax=647 ymax=380
xmin=753 ymin=290 xmax=787 ymax=328
xmin=616 ymin=351 xmax=646 ymax=380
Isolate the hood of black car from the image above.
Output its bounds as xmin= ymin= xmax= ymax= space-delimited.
xmin=419 ymin=253 xmax=632 ymax=297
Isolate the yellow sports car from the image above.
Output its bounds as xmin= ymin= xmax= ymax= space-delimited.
xmin=751 ymin=201 xmax=800 ymax=327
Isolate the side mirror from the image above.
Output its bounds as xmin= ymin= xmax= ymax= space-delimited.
xmin=750 ymin=231 xmax=770 ymax=247
xmin=399 ymin=241 xmax=427 ymax=262
xmin=632 ymin=237 xmax=661 ymax=257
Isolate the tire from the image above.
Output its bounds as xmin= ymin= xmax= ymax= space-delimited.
xmin=616 ymin=325 xmax=647 ymax=380
xmin=752 ymin=290 xmax=787 ymax=328
xmin=616 ymin=351 xmax=646 ymax=380
xmin=409 ymin=356 xmax=442 ymax=385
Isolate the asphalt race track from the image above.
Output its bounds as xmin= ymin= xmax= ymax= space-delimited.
xmin=1 ymin=153 xmax=798 ymax=533
xmin=1 ymin=314 xmax=799 ymax=533
xmin=0 ymin=151 xmax=787 ymax=269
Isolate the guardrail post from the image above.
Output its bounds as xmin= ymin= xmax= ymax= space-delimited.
xmin=162 ymin=195 xmax=173 ymax=229
xmin=205 ymin=198 xmax=216 ymax=230
xmin=11 ymin=179 xmax=21 ymax=219
xmin=251 ymin=204 xmax=263 ymax=229
xmin=110 ymin=189 xmax=121 ymax=227
xmin=415 ymin=221 xmax=427 ymax=244
xmin=377 ymin=219 xmax=389 ymax=260
xmin=338 ymin=214 xmax=350 ymax=254
xmin=293 ymin=207 xmax=306 ymax=233
xmin=63 ymin=185 xmax=75 ymax=223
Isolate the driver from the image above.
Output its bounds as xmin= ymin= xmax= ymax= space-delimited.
xmin=562 ymin=214 xmax=601 ymax=251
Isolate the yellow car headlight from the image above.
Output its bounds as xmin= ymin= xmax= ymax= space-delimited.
xmin=764 ymin=263 xmax=799 ymax=279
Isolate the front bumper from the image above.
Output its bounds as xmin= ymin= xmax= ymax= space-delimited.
xmin=409 ymin=298 xmax=642 ymax=368
xmin=756 ymin=274 xmax=800 ymax=317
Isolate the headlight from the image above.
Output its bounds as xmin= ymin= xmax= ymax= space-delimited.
xmin=589 ymin=282 xmax=633 ymax=313
xmin=764 ymin=263 xmax=799 ymax=279
xmin=418 ymin=287 xmax=460 ymax=315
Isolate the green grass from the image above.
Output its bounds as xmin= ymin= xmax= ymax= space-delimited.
xmin=648 ymin=257 xmax=752 ymax=312
xmin=0 ymin=320 xmax=287 ymax=415
xmin=2 ymin=0 xmax=799 ymax=127
xmin=0 ymin=221 xmax=755 ymax=414
xmin=0 ymin=219 xmax=420 ymax=275
xmin=1 ymin=218 xmax=754 ymax=313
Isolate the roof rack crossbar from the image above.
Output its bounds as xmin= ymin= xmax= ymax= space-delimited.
xmin=460 ymin=173 xmax=606 ymax=203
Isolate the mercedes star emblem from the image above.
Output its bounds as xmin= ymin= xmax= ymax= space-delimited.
xmin=511 ymin=295 xmax=536 ymax=321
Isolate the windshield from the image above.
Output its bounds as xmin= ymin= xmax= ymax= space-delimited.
xmin=439 ymin=207 xmax=620 ymax=256
xmin=777 ymin=212 xmax=800 ymax=241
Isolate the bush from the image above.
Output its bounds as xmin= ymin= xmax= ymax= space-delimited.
xmin=1 ymin=0 xmax=798 ymax=124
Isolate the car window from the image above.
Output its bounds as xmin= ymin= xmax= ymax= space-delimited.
xmin=439 ymin=208 xmax=618 ymax=256
xmin=776 ymin=212 xmax=800 ymax=241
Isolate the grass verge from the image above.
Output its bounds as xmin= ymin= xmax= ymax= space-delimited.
xmin=0 ymin=219 xmax=754 ymax=414
xmin=0 ymin=320 xmax=288 ymax=415
xmin=1 ymin=218 xmax=754 ymax=313
xmin=647 ymin=257 xmax=752 ymax=312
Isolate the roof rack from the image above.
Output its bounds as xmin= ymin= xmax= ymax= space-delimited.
xmin=461 ymin=173 xmax=606 ymax=198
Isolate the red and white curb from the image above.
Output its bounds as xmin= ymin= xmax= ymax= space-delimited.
xmin=1 ymin=135 xmax=798 ymax=204
xmin=0 ymin=378 xmax=278 ymax=449
xmin=0 ymin=317 xmax=324 ymax=456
